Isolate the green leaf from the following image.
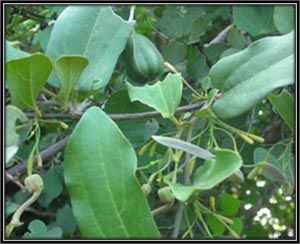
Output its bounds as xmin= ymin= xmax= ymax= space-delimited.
xmin=6 ymin=53 xmax=53 ymax=112
xmin=253 ymin=146 xmax=294 ymax=190
xmin=38 ymin=166 xmax=63 ymax=208
xmin=219 ymin=193 xmax=241 ymax=217
xmin=55 ymin=204 xmax=77 ymax=237
xmin=6 ymin=105 xmax=31 ymax=164
xmin=126 ymin=73 xmax=183 ymax=118
xmin=207 ymin=214 xmax=225 ymax=236
xmin=34 ymin=25 xmax=53 ymax=51
xmin=233 ymin=6 xmax=275 ymax=36
xmin=187 ymin=47 xmax=209 ymax=81
xmin=231 ymin=217 xmax=244 ymax=236
xmin=166 ymin=149 xmax=242 ymax=202
xmin=55 ymin=55 xmax=89 ymax=108
xmin=152 ymin=135 xmax=214 ymax=160
xmin=23 ymin=220 xmax=63 ymax=239
xmin=5 ymin=201 xmax=19 ymax=218
xmin=227 ymin=27 xmax=247 ymax=49
xmin=6 ymin=41 xmax=29 ymax=62
xmin=274 ymin=6 xmax=294 ymax=34
xmin=211 ymin=31 xmax=294 ymax=119
xmin=46 ymin=6 xmax=134 ymax=91
xmin=104 ymin=89 xmax=152 ymax=113
xmin=63 ymin=106 xmax=160 ymax=238
xmin=268 ymin=90 xmax=294 ymax=133
xmin=204 ymin=43 xmax=231 ymax=64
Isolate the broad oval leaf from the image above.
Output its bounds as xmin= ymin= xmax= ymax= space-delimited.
xmin=166 ymin=149 xmax=242 ymax=202
xmin=126 ymin=73 xmax=183 ymax=118
xmin=47 ymin=6 xmax=134 ymax=91
xmin=210 ymin=31 xmax=294 ymax=119
xmin=232 ymin=6 xmax=275 ymax=36
xmin=55 ymin=55 xmax=89 ymax=108
xmin=152 ymin=135 xmax=214 ymax=160
xmin=63 ymin=106 xmax=160 ymax=238
xmin=6 ymin=53 xmax=53 ymax=112
xmin=23 ymin=220 xmax=63 ymax=239
xmin=268 ymin=89 xmax=294 ymax=133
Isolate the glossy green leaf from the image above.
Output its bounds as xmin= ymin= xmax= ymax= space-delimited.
xmin=211 ymin=31 xmax=294 ymax=119
xmin=166 ymin=149 xmax=242 ymax=202
xmin=55 ymin=55 xmax=89 ymax=108
xmin=6 ymin=53 xmax=53 ymax=112
xmin=47 ymin=6 xmax=134 ymax=91
xmin=274 ymin=6 xmax=294 ymax=34
xmin=219 ymin=193 xmax=241 ymax=217
xmin=233 ymin=6 xmax=275 ymax=36
xmin=126 ymin=73 xmax=183 ymax=118
xmin=6 ymin=105 xmax=31 ymax=164
xmin=63 ymin=106 xmax=160 ymax=238
xmin=268 ymin=90 xmax=294 ymax=133
xmin=152 ymin=135 xmax=214 ymax=160
xmin=23 ymin=220 xmax=63 ymax=239
xmin=5 ymin=41 xmax=29 ymax=62
xmin=55 ymin=204 xmax=77 ymax=237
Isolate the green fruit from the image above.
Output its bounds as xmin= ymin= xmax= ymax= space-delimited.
xmin=158 ymin=186 xmax=174 ymax=204
xmin=123 ymin=31 xmax=164 ymax=83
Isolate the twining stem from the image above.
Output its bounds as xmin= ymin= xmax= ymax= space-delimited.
xmin=151 ymin=202 xmax=174 ymax=216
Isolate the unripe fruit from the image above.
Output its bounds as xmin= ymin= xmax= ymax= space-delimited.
xmin=158 ymin=186 xmax=174 ymax=203
xmin=123 ymin=31 xmax=164 ymax=83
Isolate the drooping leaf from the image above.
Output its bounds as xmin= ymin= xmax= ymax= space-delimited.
xmin=63 ymin=107 xmax=160 ymax=238
xmin=6 ymin=105 xmax=31 ymax=164
xmin=273 ymin=6 xmax=295 ymax=34
xmin=233 ymin=6 xmax=275 ymax=36
xmin=126 ymin=73 xmax=183 ymax=118
xmin=152 ymin=135 xmax=214 ymax=160
xmin=54 ymin=204 xmax=77 ymax=237
xmin=55 ymin=55 xmax=89 ymax=108
xmin=211 ymin=31 xmax=294 ymax=119
xmin=6 ymin=53 xmax=53 ymax=112
xmin=268 ymin=89 xmax=294 ymax=133
xmin=23 ymin=220 xmax=63 ymax=239
xmin=46 ymin=6 xmax=134 ymax=91
xmin=38 ymin=165 xmax=64 ymax=208
xmin=5 ymin=41 xmax=29 ymax=62
xmin=166 ymin=149 xmax=243 ymax=202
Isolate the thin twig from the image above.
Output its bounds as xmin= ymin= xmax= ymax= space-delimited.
xmin=7 ymin=102 xmax=205 ymax=181
xmin=25 ymin=101 xmax=206 ymax=121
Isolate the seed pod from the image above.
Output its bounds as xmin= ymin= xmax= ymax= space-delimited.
xmin=158 ymin=186 xmax=174 ymax=204
xmin=123 ymin=31 xmax=164 ymax=83
xmin=239 ymin=133 xmax=254 ymax=144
